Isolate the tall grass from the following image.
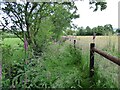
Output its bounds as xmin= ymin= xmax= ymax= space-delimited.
xmin=2 ymin=36 xmax=119 ymax=88
xmin=70 ymin=35 xmax=119 ymax=88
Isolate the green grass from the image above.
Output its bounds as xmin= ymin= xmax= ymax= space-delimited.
xmin=66 ymin=36 xmax=119 ymax=88
xmin=2 ymin=37 xmax=119 ymax=88
xmin=2 ymin=38 xmax=24 ymax=61
xmin=2 ymin=38 xmax=23 ymax=47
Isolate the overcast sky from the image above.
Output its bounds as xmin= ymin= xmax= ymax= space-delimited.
xmin=72 ymin=0 xmax=119 ymax=29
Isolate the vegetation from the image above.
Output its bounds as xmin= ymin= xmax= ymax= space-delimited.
xmin=65 ymin=24 xmax=115 ymax=36
xmin=1 ymin=36 xmax=119 ymax=88
xmin=1 ymin=2 xmax=79 ymax=55
xmin=0 ymin=0 xmax=119 ymax=89
xmin=0 ymin=1 xmax=107 ymax=54
xmin=116 ymin=28 xmax=120 ymax=33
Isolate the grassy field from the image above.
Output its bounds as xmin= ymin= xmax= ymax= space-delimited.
xmin=66 ymin=36 xmax=119 ymax=88
xmin=1 ymin=36 xmax=120 ymax=88
xmin=67 ymin=36 xmax=118 ymax=51
xmin=2 ymin=38 xmax=23 ymax=47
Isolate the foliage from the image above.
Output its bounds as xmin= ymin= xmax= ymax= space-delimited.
xmin=76 ymin=24 xmax=114 ymax=36
xmin=2 ymin=38 xmax=118 ymax=88
xmin=0 ymin=0 xmax=107 ymax=48
xmin=0 ymin=2 xmax=80 ymax=55
xmin=0 ymin=2 xmax=79 ymax=42
xmin=2 ymin=42 xmax=83 ymax=88
xmin=33 ymin=18 xmax=54 ymax=55
xmin=2 ymin=0 xmax=118 ymax=88
xmin=0 ymin=1 xmax=108 ymax=56
xmin=89 ymin=0 xmax=107 ymax=11
xmin=64 ymin=29 xmax=76 ymax=35
xmin=116 ymin=28 xmax=120 ymax=33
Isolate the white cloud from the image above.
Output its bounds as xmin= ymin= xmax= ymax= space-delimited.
xmin=72 ymin=0 xmax=119 ymax=28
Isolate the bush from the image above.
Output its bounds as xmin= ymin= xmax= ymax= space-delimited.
xmin=32 ymin=18 xmax=54 ymax=56
xmin=2 ymin=43 xmax=25 ymax=88
xmin=4 ymin=43 xmax=83 ymax=88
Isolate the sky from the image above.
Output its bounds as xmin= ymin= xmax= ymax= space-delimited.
xmin=72 ymin=0 xmax=119 ymax=29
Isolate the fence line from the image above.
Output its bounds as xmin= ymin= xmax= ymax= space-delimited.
xmin=72 ymin=40 xmax=120 ymax=77
xmin=90 ymin=43 xmax=120 ymax=77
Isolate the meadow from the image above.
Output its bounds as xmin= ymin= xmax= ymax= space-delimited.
xmin=1 ymin=1 xmax=119 ymax=88
xmin=1 ymin=36 xmax=120 ymax=88
xmin=67 ymin=36 xmax=119 ymax=88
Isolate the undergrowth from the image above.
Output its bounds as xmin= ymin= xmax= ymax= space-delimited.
xmin=2 ymin=42 xmax=119 ymax=89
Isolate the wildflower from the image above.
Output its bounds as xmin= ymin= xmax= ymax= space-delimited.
xmin=24 ymin=36 xmax=28 ymax=51
xmin=0 ymin=64 xmax=1 ymax=79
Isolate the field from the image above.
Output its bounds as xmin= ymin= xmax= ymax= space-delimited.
xmin=1 ymin=36 xmax=120 ymax=88
xmin=67 ymin=36 xmax=118 ymax=50
xmin=67 ymin=36 xmax=119 ymax=88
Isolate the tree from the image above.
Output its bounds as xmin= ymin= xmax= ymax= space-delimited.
xmin=76 ymin=27 xmax=84 ymax=36
xmin=85 ymin=26 xmax=92 ymax=35
xmin=89 ymin=0 xmax=107 ymax=11
xmin=0 ymin=2 xmax=79 ymax=53
xmin=65 ymin=29 xmax=75 ymax=35
xmin=33 ymin=18 xmax=54 ymax=55
xmin=0 ymin=1 xmax=107 ymax=54
xmin=104 ymin=24 xmax=114 ymax=35
xmin=116 ymin=29 xmax=120 ymax=33
xmin=96 ymin=26 xmax=104 ymax=35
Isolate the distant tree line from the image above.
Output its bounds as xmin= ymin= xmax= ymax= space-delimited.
xmin=65 ymin=24 xmax=117 ymax=36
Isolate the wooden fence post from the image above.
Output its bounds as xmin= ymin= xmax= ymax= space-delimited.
xmin=74 ymin=40 xmax=76 ymax=48
xmin=90 ymin=43 xmax=95 ymax=77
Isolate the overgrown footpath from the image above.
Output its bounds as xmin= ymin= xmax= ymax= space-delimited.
xmin=2 ymin=39 xmax=118 ymax=88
